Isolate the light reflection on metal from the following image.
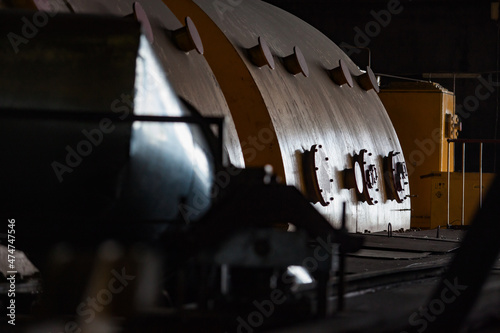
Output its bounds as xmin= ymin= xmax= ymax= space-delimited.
xmin=160 ymin=0 xmax=410 ymax=231
xmin=131 ymin=35 xmax=214 ymax=220
xmin=287 ymin=265 xmax=314 ymax=284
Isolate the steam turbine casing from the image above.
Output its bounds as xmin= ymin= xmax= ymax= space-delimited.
xmin=161 ymin=0 xmax=411 ymax=232
xmin=24 ymin=0 xmax=411 ymax=232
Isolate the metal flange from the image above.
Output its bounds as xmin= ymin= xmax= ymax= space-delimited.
xmin=302 ymin=144 xmax=334 ymax=206
xmin=383 ymin=151 xmax=409 ymax=203
xmin=344 ymin=149 xmax=379 ymax=205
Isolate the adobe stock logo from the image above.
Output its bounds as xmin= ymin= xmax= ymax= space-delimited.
xmin=51 ymin=92 xmax=134 ymax=183
xmin=232 ymin=235 xmax=335 ymax=333
xmin=340 ymin=0 xmax=405 ymax=57
xmin=178 ymin=124 xmax=275 ymax=223
xmin=48 ymin=267 xmax=135 ymax=333
xmin=51 ymin=119 xmax=116 ymax=182
xmin=403 ymin=277 xmax=467 ymax=333
xmin=456 ymin=74 xmax=500 ymax=120
xmin=235 ymin=291 xmax=287 ymax=333
xmin=7 ymin=5 xmax=56 ymax=54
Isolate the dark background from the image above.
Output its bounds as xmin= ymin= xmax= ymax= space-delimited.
xmin=265 ymin=0 xmax=500 ymax=173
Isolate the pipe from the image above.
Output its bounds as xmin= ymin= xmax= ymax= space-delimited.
xmin=479 ymin=143 xmax=483 ymax=209
xmin=447 ymin=141 xmax=451 ymax=227
xmin=462 ymin=143 xmax=466 ymax=226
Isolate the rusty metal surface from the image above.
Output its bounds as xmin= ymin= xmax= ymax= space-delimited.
xmin=191 ymin=0 xmax=410 ymax=232
xmin=45 ymin=0 xmax=244 ymax=167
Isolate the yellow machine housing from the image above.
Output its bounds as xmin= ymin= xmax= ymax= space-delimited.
xmin=429 ymin=172 xmax=495 ymax=228
xmin=379 ymin=82 xmax=459 ymax=229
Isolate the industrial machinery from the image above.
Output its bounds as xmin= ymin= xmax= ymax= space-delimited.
xmin=10 ymin=0 xmax=411 ymax=233
xmin=0 ymin=4 xmax=364 ymax=331
xmin=380 ymin=81 xmax=496 ymax=229
xmin=1 ymin=1 xmax=499 ymax=333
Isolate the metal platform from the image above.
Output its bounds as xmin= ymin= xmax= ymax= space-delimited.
xmin=361 ymin=233 xmax=460 ymax=253
xmin=348 ymin=249 xmax=432 ymax=260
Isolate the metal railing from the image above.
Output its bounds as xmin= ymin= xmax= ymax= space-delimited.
xmin=447 ymin=139 xmax=500 ymax=226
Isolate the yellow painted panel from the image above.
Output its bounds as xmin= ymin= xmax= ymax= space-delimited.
xmin=379 ymin=82 xmax=457 ymax=228
xmin=430 ymin=172 xmax=496 ymax=228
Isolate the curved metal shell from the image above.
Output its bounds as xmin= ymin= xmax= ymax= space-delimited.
xmin=44 ymin=0 xmax=244 ymax=167
xmin=27 ymin=0 xmax=410 ymax=232
xmin=0 ymin=12 xmax=214 ymax=225
xmin=164 ymin=0 xmax=411 ymax=232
